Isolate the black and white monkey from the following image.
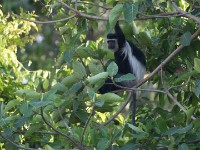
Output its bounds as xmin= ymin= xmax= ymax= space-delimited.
xmin=99 ymin=21 xmax=146 ymax=125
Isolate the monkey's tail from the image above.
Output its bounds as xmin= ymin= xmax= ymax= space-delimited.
xmin=132 ymin=92 xmax=137 ymax=126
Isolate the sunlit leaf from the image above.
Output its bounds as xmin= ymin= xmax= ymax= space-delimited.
xmin=3 ymin=99 xmax=19 ymax=113
xmin=194 ymin=58 xmax=200 ymax=73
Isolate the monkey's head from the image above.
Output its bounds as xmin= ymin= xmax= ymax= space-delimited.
xmin=106 ymin=33 xmax=119 ymax=52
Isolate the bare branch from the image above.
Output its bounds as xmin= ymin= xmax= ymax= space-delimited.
xmin=136 ymin=27 xmax=200 ymax=88
xmin=0 ymin=132 xmax=38 ymax=150
xmin=72 ymin=1 xmax=111 ymax=10
xmin=160 ymin=66 xmax=196 ymax=120
xmin=102 ymin=92 xmax=132 ymax=126
xmin=81 ymin=106 xmax=95 ymax=144
xmin=165 ymin=89 xmax=196 ymax=120
xmin=40 ymin=108 xmax=88 ymax=150
xmin=58 ymin=0 xmax=108 ymax=21
xmin=58 ymin=107 xmax=73 ymax=134
xmin=170 ymin=1 xmax=200 ymax=25
xmin=13 ymin=13 xmax=77 ymax=24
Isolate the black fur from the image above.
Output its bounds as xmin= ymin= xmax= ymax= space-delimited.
xmin=99 ymin=22 xmax=146 ymax=126
xmin=99 ymin=22 xmax=146 ymax=94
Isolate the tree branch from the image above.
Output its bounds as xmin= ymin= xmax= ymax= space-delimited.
xmin=40 ymin=108 xmax=88 ymax=150
xmin=13 ymin=13 xmax=77 ymax=24
xmin=170 ymin=1 xmax=200 ymax=25
xmin=136 ymin=27 xmax=200 ymax=88
xmin=160 ymin=66 xmax=196 ymax=120
xmin=81 ymin=106 xmax=95 ymax=144
xmin=0 ymin=132 xmax=38 ymax=150
xmin=102 ymin=92 xmax=132 ymax=126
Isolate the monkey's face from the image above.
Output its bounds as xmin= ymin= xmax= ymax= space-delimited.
xmin=107 ymin=39 xmax=118 ymax=52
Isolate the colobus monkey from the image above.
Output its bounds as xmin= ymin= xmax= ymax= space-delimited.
xmin=99 ymin=21 xmax=146 ymax=125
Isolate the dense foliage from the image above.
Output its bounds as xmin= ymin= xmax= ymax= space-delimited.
xmin=0 ymin=0 xmax=200 ymax=149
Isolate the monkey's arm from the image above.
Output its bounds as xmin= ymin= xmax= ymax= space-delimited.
xmin=114 ymin=22 xmax=126 ymax=48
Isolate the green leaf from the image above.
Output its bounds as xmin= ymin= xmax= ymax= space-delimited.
xmin=14 ymin=116 xmax=27 ymax=128
xmin=3 ymin=99 xmax=19 ymax=113
xmin=194 ymin=79 xmax=200 ymax=97
xmin=127 ymin=123 xmax=145 ymax=133
xmin=114 ymin=73 xmax=135 ymax=82
xmin=173 ymin=70 xmax=197 ymax=85
xmin=123 ymin=2 xmax=138 ymax=23
xmin=186 ymin=107 xmax=195 ymax=123
xmin=43 ymin=79 xmax=49 ymax=90
xmin=87 ymin=72 xmax=109 ymax=85
xmin=156 ymin=117 xmax=168 ymax=133
xmin=64 ymin=49 xmax=76 ymax=63
xmin=71 ymin=82 xmax=83 ymax=93
xmin=97 ymin=138 xmax=110 ymax=150
xmin=194 ymin=58 xmax=200 ymax=73
xmin=20 ymin=102 xmax=33 ymax=117
xmin=164 ymin=124 xmax=192 ymax=135
xmin=61 ymin=75 xmax=79 ymax=88
xmin=45 ymin=145 xmax=54 ymax=150
xmin=106 ymin=0 xmax=115 ymax=4
xmin=106 ymin=61 xmax=118 ymax=76
xmin=75 ymin=110 xmax=89 ymax=123
xmin=29 ymin=100 xmax=53 ymax=109
xmin=73 ymin=61 xmax=87 ymax=79
xmin=97 ymin=93 xmax=124 ymax=103
xmin=139 ymin=32 xmax=154 ymax=48
xmin=52 ymin=83 xmax=68 ymax=92
xmin=25 ymin=123 xmax=43 ymax=137
xmin=120 ymin=143 xmax=139 ymax=150
xmin=180 ymin=31 xmax=191 ymax=46
xmin=16 ymin=89 xmax=40 ymax=99
xmin=95 ymin=99 xmax=105 ymax=107
xmin=178 ymin=143 xmax=189 ymax=150
xmin=87 ymin=87 xmax=96 ymax=102
xmin=109 ymin=4 xmax=123 ymax=29
xmin=88 ymin=61 xmax=104 ymax=75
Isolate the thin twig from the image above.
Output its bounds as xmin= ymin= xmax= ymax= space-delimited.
xmin=170 ymin=1 xmax=200 ymax=24
xmin=160 ymin=66 xmax=196 ymax=120
xmin=0 ymin=132 xmax=38 ymax=150
xmin=14 ymin=131 xmax=58 ymax=135
xmin=102 ymin=92 xmax=132 ymax=126
xmin=40 ymin=108 xmax=88 ymax=150
xmin=13 ymin=13 xmax=77 ymax=24
xmin=58 ymin=0 xmax=189 ymax=21
xmin=72 ymin=1 xmax=111 ymax=10
xmin=81 ymin=106 xmax=95 ymax=144
xmin=58 ymin=107 xmax=73 ymax=134
xmin=136 ymin=27 xmax=200 ymax=88
xmin=110 ymin=80 xmax=166 ymax=94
